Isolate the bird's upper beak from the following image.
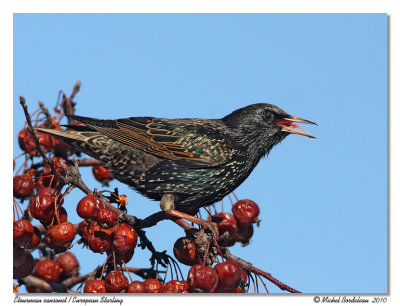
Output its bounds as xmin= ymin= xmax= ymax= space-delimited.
xmin=274 ymin=116 xmax=317 ymax=138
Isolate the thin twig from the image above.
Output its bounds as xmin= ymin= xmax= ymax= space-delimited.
xmin=38 ymin=101 xmax=53 ymax=126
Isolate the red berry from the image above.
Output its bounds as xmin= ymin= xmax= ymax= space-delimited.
xmin=77 ymin=220 xmax=98 ymax=240
xmin=13 ymin=219 xmax=34 ymax=247
xmin=232 ymin=200 xmax=260 ymax=226
xmin=13 ymin=248 xmax=34 ymax=279
xmin=143 ymin=279 xmax=164 ymax=293
xmin=18 ymin=127 xmax=34 ymax=153
xmin=127 ymin=281 xmax=147 ymax=293
xmin=233 ymin=269 xmax=248 ymax=293
xmin=76 ymin=195 xmax=102 ymax=220
xmin=45 ymin=229 xmax=68 ymax=253
xmin=57 ymin=206 xmax=69 ymax=223
xmin=48 ymin=221 xmax=76 ymax=247
xmin=43 ymin=157 xmax=68 ymax=176
xmin=38 ymin=187 xmax=64 ymax=201
xmin=235 ymin=224 xmax=254 ymax=244
xmin=220 ymin=236 xmax=236 ymax=248
xmin=26 ymin=226 xmax=42 ymax=249
xmin=37 ymin=157 xmax=68 ymax=189
xmin=173 ymin=237 xmax=201 ymax=266
xmin=105 ymin=272 xmax=129 ymax=293
xmin=78 ymin=220 xmax=115 ymax=240
xmin=92 ymin=166 xmax=113 ymax=185
xmin=56 ymin=252 xmax=80 ymax=277
xmin=34 ymin=259 xmax=62 ymax=282
xmin=34 ymin=170 xmax=53 ymax=191
xmin=18 ymin=127 xmax=53 ymax=156
xmin=163 ymin=280 xmax=188 ymax=293
xmin=13 ymin=175 xmax=34 ymax=199
xmin=84 ymin=279 xmax=107 ymax=293
xmin=112 ymin=223 xmax=138 ymax=255
xmin=29 ymin=188 xmax=63 ymax=223
xmin=96 ymin=208 xmax=117 ymax=229
xmin=41 ymin=206 xmax=69 ymax=227
xmin=88 ymin=231 xmax=112 ymax=253
xmin=214 ymin=261 xmax=242 ymax=291
xmin=213 ymin=213 xmax=238 ymax=242
xmin=187 ymin=264 xmax=218 ymax=293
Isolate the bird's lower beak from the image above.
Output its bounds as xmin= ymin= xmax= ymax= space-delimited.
xmin=274 ymin=116 xmax=317 ymax=138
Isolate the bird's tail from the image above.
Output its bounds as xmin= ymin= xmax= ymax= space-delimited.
xmin=35 ymin=127 xmax=115 ymax=161
xmin=36 ymin=127 xmax=89 ymax=142
xmin=36 ymin=127 xmax=157 ymax=186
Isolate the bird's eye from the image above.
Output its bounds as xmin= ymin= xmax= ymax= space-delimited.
xmin=264 ymin=113 xmax=274 ymax=122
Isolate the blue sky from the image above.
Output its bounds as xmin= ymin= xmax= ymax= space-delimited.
xmin=13 ymin=13 xmax=387 ymax=293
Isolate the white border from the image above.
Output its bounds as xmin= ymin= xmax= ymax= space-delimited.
xmin=2 ymin=1 xmax=397 ymax=305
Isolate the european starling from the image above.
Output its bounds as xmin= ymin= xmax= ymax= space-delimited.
xmin=37 ymin=103 xmax=316 ymax=214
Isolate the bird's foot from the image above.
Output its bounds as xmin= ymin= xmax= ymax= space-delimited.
xmin=160 ymin=194 xmax=175 ymax=211
xmin=160 ymin=194 xmax=219 ymax=238
xmin=166 ymin=209 xmax=219 ymax=238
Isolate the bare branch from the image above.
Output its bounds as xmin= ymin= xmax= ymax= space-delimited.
xmin=21 ymin=275 xmax=68 ymax=293
xmin=62 ymin=268 xmax=99 ymax=288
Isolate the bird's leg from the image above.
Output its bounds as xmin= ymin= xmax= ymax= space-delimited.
xmin=160 ymin=194 xmax=175 ymax=211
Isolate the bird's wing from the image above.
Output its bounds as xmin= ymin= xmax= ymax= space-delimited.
xmin=69 ymin=115 xmax=234 ymax=168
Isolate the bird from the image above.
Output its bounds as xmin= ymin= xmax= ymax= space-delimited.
xmin=37 ymin=103 xmax=316 ymax=215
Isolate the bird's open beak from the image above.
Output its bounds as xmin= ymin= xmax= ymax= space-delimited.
xmin=274 ymin=116 xmax=317 ymax=138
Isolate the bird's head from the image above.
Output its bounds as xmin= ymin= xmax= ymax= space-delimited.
xmin=223 ymin=103 xmax=317 ymax=156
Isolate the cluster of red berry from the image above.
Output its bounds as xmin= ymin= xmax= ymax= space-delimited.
xmin=13 ymin=106 xmax=114 ymax=290
xmin=14 ymin=120 xmax=78 ymax=281
xmin=168 ymin=199 xmax=260 ymax=293
xmin=84 ymin=275 xmax=188 ymax=293
xmin=26 ymin=253 xmax=80 ymax=293
xmin=211 ymin=199 xmax=260 ymax=247
xmin=77 ymin=194 xmax=137 ymax=261
xmin=174 ymin=237 xmax=248 ymax=293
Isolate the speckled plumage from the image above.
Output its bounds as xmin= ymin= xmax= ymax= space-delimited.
xmin=37 ymin=103 xmax=315 ymax=214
